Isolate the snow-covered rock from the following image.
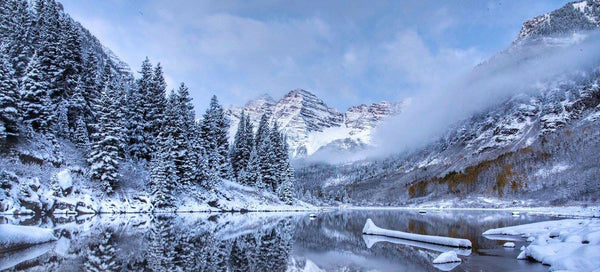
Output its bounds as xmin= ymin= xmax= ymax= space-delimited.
xmin=432 ymin=251 xmax=461 ymax=264
xmin=0 ymin=224 xmax=57 ymax=251
xmin=362 ymin=218 xmax=472 ymax=248
xmin=55 ymin=169 xmax=73 ymax=191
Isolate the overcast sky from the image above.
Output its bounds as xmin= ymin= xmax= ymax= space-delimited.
xmin=59 ymin=0 xmax=570 ymax=113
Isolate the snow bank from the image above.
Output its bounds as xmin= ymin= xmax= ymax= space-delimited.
xmin=483 ymin=219 xmax=600 ymax=271
xmin=0 ymin=224 xmax=57 ymax=251
xmin=432 ymin=251 xmax=461 ymax=264
xmin=362 ymin=219 xmax=472 ymax=248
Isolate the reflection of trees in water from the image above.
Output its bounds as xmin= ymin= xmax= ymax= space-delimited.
xmin=84 ymin=227 xmax=120 ymax=272
xmin=5 ymin=215 xmax=296 ymax=271
xmin=137 ymin=215 xmax=295 ymax=271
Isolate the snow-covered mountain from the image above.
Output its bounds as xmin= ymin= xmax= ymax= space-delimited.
xmin=226 ymin=89 xmax=405 ymax=157
xmin=295 ymin=0 xmax=600 ymax=206
xmin=515 ymin=0 xmax=600 ymax=45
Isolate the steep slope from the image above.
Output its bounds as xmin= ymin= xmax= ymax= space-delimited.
xmin=226 ymin=89 xmax=405 ymax=157
xmin=295 ymin=0 xmax=600 ymax=206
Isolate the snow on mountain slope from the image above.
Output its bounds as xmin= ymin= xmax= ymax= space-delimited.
xmin=226 ymin=89 xmax=405 ymax=158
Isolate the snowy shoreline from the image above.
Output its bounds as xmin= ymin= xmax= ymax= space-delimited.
xmin=483 ymin=218 xmax=600 ymax=271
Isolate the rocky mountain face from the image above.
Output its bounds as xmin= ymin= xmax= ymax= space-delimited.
xmin=226 ymin=89 xmax=405 ymax=158
xmin=294 ymin=0 xmax=600 ymax=206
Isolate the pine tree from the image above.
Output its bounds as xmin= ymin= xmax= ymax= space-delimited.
xmin=257 ymin=125 xmax=276 ymax=192
xmin=255 ymin=114 xmax=269 ymax=147
xmin=230 ymin=112 xmax=252 ymax=180
xmin=0 ymin=0 xmax=33 ymax=78
xmin=165 ymin=83 xmax=197 ymax=186
xmin=242 ymin=146 xmax=263 ymax=188
xmin=54 ymin=102 xmax=69 ymax=138
xmin=127 ymin=58 xmax=153 ymax=160
xmin=277 ymin=166 xmax=294 ymax=205
xmin=34 ymin=0 xmax=62 ymax=103
xmin=270 ymin=122 xmax=285 ymax=189
xmin=88 ymin=65 xmax=125 ymax=194
xmin=0 ymin=54 xmax=20 ymax=139
xmin=149 ymin=135 xmax=176 ymax=210
xmin=20 ymin=53 xmax=53 ymax=133
xmin=200 ymin=95 xmax=230 ymax=179
xmin=73 ymin=115 xmax=89 ymax=151
xmin=147 ymin=63 xmax=167 ymax=144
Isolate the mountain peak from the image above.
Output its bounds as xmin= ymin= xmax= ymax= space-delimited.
xmin=226 ymin=89 xmax=404 ymax=158
xmin=515 ymin=0 xmax=600 ymax=44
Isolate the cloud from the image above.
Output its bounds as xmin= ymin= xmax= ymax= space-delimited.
xmin=368 ymin=30 xmax=600 ymax=158
xmin=59 ymin=0 xmax=572 ymax=114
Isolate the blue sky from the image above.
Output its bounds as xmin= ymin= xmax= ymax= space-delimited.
xmin=59 ymin=0 xmax=570 ymax=113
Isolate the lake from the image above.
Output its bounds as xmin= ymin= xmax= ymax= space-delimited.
xmin=0 ymin=209 xmax=560 ymax=271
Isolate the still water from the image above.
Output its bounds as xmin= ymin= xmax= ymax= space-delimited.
xmin=0 ymin=210 xmax=559 ymax=271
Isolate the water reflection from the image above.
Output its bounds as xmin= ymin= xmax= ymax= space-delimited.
xmin=0 ymin=210 xmax=558 ymax=271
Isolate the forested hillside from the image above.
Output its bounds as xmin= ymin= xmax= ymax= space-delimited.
xmin=0 ymin=0 xmax=301 ymax=215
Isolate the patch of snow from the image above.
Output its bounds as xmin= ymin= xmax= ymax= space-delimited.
xmin=362 ymin=218 xmax=472 ymax=248
xmin=0 ymin=224 xmax=57 ymax=250
xmin=432 ymin=251 xmax=461 ymax=264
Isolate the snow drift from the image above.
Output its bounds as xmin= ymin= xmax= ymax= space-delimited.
xmin=361 ymin=218 xmax=472 ymax=248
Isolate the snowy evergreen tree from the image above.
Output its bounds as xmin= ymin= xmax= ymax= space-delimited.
xmin=149 ymin=135 xmax=176 ymax=210
xmin=242 ymin=146 xmax=263 ymax=188
xmin=0 ymin=0 xmax=33 ymax=78
xmin=73 ymin=115 xmax=89 ymax=151
xmin=20 ymin=53 xmax=53 ymax=133
xmin=0 ymin=54 xmax=20 ymax=139
xmin=147 ymin=63 xmax=167 ymax=144
xmin=54 ymin=102 xmax=69 ymax=138
xmin=88 ymin=65 xmax=125 ymax=194
xmin=230 ymin=112 xmax=253 ymax=180
xmin=200 ymin=95 xmax=231 ymax=179
xmin=255 ymin=114 xmax=269 ymax=147
xmin=257 ymin=126 xmax=277 ymax=192
xmin=277 ymin=167 xmax=294 ymax=205
xmin=164 ymin=83 xmax=197 ymax=187
xmin=127 ymin=58 xmax=153 ymax=161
